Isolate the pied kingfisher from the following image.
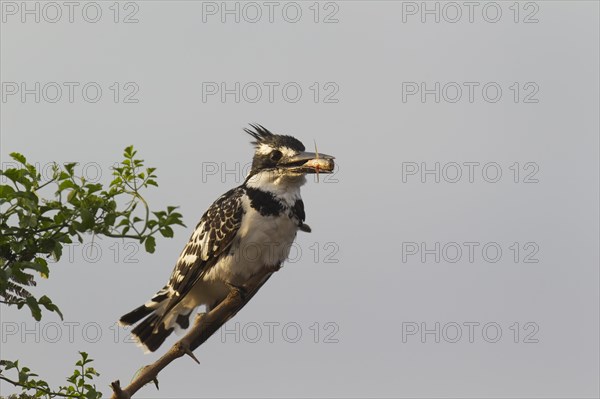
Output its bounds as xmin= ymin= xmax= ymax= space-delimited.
xmin=119 ymin=124 xmax=335 ymax=352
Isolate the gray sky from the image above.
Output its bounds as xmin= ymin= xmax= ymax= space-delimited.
xmin=1 ymin=1 xmax=599 ymax=398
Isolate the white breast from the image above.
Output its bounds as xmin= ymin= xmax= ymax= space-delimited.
xmin=203 ymin=196 xmax=298 ymax=285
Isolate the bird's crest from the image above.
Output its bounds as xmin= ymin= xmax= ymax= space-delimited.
xmin=244 ymin=123 xmax=274 ymax=146
xmin=243 ymin=124 xmax=306 ymax=152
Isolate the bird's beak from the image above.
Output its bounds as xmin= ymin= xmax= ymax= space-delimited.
xmin=281 ymin=151 xmax=335 ymax=174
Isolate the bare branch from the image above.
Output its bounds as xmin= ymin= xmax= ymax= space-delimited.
xmin=110 ymin=266 xmax=279 ymax=399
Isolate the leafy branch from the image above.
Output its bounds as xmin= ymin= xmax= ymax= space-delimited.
xmin=0 ymin=352 xmax=101 ymax=399
xmin=0 ymin=146 xmax=185 ymax=320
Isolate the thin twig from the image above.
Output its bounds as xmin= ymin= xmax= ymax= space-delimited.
xmin=0 ymin=375 xmax=82 ymax=399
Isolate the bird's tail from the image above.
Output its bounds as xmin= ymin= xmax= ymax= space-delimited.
xmin=119 ymin=286 xmax=182 ymax=353
xmin=129 ymin=313 xmax=174 ymax=352
xmin=119 ymin=303 xmax=154 ymax=325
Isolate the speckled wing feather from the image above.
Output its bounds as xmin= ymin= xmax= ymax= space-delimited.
xmin=163 ymin=187 xmax=245 ymax=311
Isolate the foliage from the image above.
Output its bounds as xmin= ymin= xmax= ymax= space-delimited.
xmin=0 ymin=146 xmax=187 ymax=398
xmin=0 ymin=352 xmax=101 ymax=399
xmin=0 ymin=146 xmax=185 ymax=321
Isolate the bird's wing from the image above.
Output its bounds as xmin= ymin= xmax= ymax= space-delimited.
xmin=291 ymin=198 xmax=311 ymax=232
xmin=164 ymin=187 xmax=245 ymax=311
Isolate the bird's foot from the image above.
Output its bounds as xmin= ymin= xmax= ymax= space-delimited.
xmin=226 ymin=282 xmax=248 ymax=301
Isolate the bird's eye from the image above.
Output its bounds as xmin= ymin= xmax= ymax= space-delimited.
xmin=270 ymin=150 xmax=283 ymax=162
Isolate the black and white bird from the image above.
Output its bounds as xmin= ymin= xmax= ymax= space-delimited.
xmin=119 ymin=124 xmax=335 ymax=352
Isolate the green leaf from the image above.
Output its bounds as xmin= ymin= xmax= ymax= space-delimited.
xmin=124 ymin=145 xmax=134 ymax=157
xmin=104 ymin=212 xmax=116 ymax=227
xmin=67 ymin=189 xmax=77 ymax=203
xmin=10 ymin=266 xmax=35 ymax=285
xmin=80 ymin=208 xmax=95 ymax=230
xmin=58 ymin=180 xmax=76 ymax=191
xmin=25 ymin=296 xmax=42 ymax=321
xmin=59 ymin=170 xmax=71 ymax=180
xmin=10 ymin=152 xmax=27 ymax=165
xmin=2 ymin=168 xmax=32 ymax=190
xmin=0 ymin=184 xmax=15 ymax=197
xmin=34 ymin=257 xmax=50 ymax=278
xmin=144 ymin=236 xmax=156 ymax=253
xmin=38 ymin=295 xmax=63 ymax=320
xmin=21 ymin=260 xmax=49 ymax=278
xmin=85 ymin=183 xmax=103 ymax=194
xmin=21 ymin=214 xmax=38 ymax=228
xmin=1 ymin=360 xmax=17 ymax=370
xmin=160 ymin=226 xmax=174 ymax=238
xmin=52 ymin=241 xmax=63 ymax=261
xmin=64 ymin=162 xmax=77 ymax=176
